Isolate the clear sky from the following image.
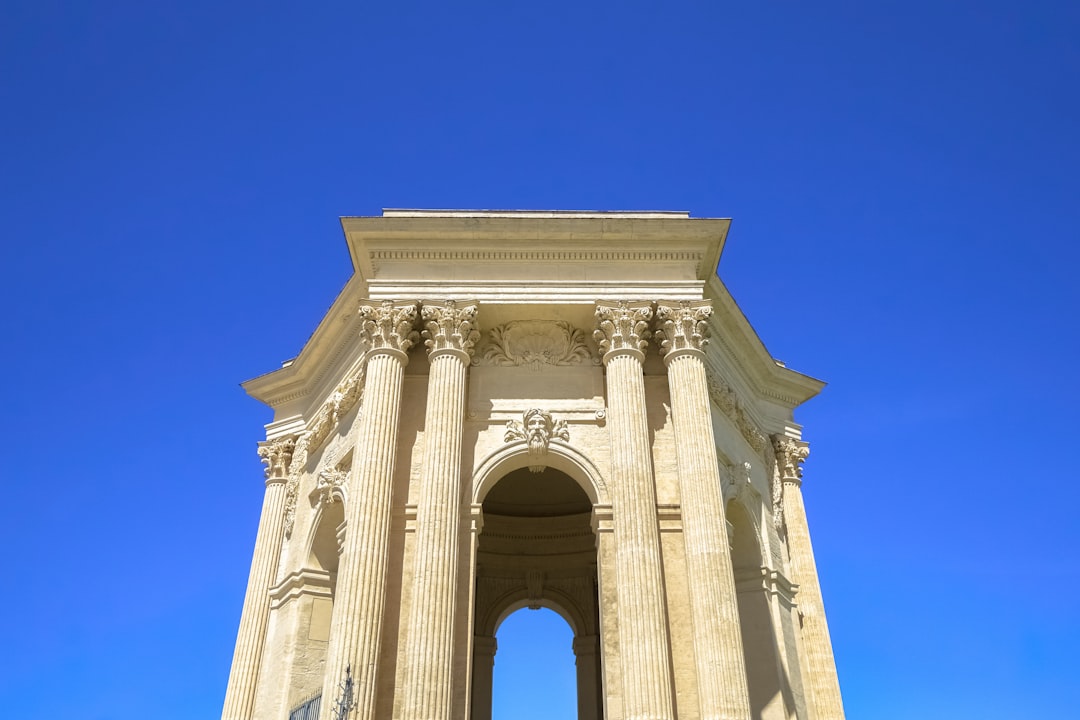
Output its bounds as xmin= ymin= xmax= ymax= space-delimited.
xmin=2 ymin=2 xmax=1078 ymax=718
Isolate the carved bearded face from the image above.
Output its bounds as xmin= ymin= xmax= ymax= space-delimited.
xmin=525 ymin=410 xmax=548 ymax=454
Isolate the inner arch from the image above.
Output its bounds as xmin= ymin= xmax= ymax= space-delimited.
xmin=492 ymin=607 xmax=576 ymax=720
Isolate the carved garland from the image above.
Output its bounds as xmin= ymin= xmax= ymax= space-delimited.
xmin=705 ymin=371 xmax=768 ymax=455
xmin=280 ymin=365 xmax=366 ymax=537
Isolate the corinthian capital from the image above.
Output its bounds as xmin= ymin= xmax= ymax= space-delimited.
xmin=258 ymin=436 xmax=296 ymax=482
xmin=594 ymin=300 xmax=653 ymax=362
xmin=655 ymin=300 xmax=712 ymax=358
xmin=772 ymin=435 xmax=810 ymax=485
xmin=421 ymin=300 xmax=480 ymax=359
xmin=359 ymin=300 xmax=420 ymax=356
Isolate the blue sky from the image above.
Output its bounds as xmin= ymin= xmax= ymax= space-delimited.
xmin=2 ymin=2 xmax=1078 ymax=718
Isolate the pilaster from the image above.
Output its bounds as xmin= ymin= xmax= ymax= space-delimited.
xmin=594 ymin=300 xmax=676 ymax=720
xmin=319 ymin=300 xmax=419 ymax=720
xmin=400 ymin=300 xmax=479 ymax=720
xmin=656 ymin=300 xmax=752 ymax=720
xmin=773 ymin=436 xmax=844 ymax=720
xmin=222 ymin=436 xmax=295 ymax=720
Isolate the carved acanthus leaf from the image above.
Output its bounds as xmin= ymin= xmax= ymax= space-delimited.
xmin=422 ymin=300 xmax=480 ymax=357
xmin=594 ymin=301 xmax=653 ymax=358
xmin=359 ymin=300 xmax=419 ymax=354
xmin=655 ymin=300 xmax=712 ymax=356
xmin=476 ymin=320 xmax=594 ymax=369
xmin=773 ymin=435 xmax=809 ymax=482
xmin=771 ymin=435 xmax=810 ymax=531
xmin=706 ymin=371 xmax=768 ymax=454
xmin=504 ymin=408 xmax=569 ymax=472
xmin=258 ymin=436 xmax=296 ymax=481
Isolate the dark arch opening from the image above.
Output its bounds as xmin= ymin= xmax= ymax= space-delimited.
xmin=471 ymin=466 xmax=602 ymax=720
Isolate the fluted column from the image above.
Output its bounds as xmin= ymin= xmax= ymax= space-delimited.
xmin=594 ymin=300 xmax=676 ymax=720
xmin=221 ymin=437 xmax=295 ymax=720
xmin=320 ymin=300 xmax=419 ymax=720
xmin=400 ymin=300 xmax=479 ymax=720
xmin=656 ymin=300 xmax=752 ymax=720
xmin=773 ymin=437 xmax=845 ymax=720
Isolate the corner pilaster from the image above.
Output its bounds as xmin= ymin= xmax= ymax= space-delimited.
xmin=222 ymin=436 xmax=295 ymax=720
xmin=773 ymin=436 xmax=845 ymax=720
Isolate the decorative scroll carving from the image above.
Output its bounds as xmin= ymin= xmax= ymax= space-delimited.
xmin=421 ymin=300 xmax=480 ymax=357
xmin=258 ymin=436 xmax=296 ymax=482
xmin=504 ymin=408 xmax=570 ymax=472
xmin=593 ymin=301 xmax=653 ymax=358
xmin=706 ymin=371 xmax=768 ymax=454
xmin=359 ymin=300 xmax=419 ymax=354
xmin=654 ymin=300 xmax=712 ymax=356
xmin=771 ymin=435 xmax=810 ymax=530
xmin=475 ymin=320 xmax=593 ymax=369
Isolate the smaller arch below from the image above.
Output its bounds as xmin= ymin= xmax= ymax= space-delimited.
xmin=483 ymin=587 xmax=588 ymax=639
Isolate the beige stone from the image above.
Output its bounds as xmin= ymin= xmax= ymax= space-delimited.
xmin=222 ymin=210 xmax=844 ymax=720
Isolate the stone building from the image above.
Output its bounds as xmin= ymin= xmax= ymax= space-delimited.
xmin=221 ymin=210 xmax=845 ymax=720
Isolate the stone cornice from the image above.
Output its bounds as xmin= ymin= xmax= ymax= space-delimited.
xmin=342 ymin=213 xmax=730 ymax=283
xmin=704 ymin=274 xmax=825 ymax=409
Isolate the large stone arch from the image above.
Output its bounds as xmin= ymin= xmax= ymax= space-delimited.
xmin=472 ymin=439 xmax=609 ymax=508
xmin=469 ymin=442 xmax=605 ymax=720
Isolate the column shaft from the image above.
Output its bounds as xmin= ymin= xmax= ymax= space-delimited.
xmin=400 ymin=351 xmax=469 ymax=719
xmin=666 ymin=352 xmax=752 ymax=719
xmin=783 ymin=481 xmax=844 ymax=720
xmin=221 ymin=477 xmax=288 ymax=719
xmin=320 ymin=335 xmax=412 ymax=719
xmin=607 ymin=353 xmax=676 ymax=719
xmin=222 ymin=437 xmax=293 ymax=720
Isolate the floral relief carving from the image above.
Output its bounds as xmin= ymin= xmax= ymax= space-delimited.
xmin=594 ymin=301 xmax=653 ymax=358
xmin=504 ymin=408 xmax=570 ymax=472
xmin=421 ymin=300 xmax=480 ymax=357
xmin=475 ymin=320 xmax=594 ymax=369
xmin=654 ymin=300 xmax=712 ymax=356
xmin=359 ymin=300 xmax=419 ymax=354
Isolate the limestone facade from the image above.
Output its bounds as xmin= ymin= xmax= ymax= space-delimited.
xmin=222 ymin=210 xmax=845 ymax=720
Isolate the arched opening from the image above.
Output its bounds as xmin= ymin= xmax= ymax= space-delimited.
xmin=729 ymin=501 xmax=791 ymax=720
xmin=471 ymin=466 xmax=603 ymax=720
xmin=492 ymin=607 xmax=576 ymax=720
